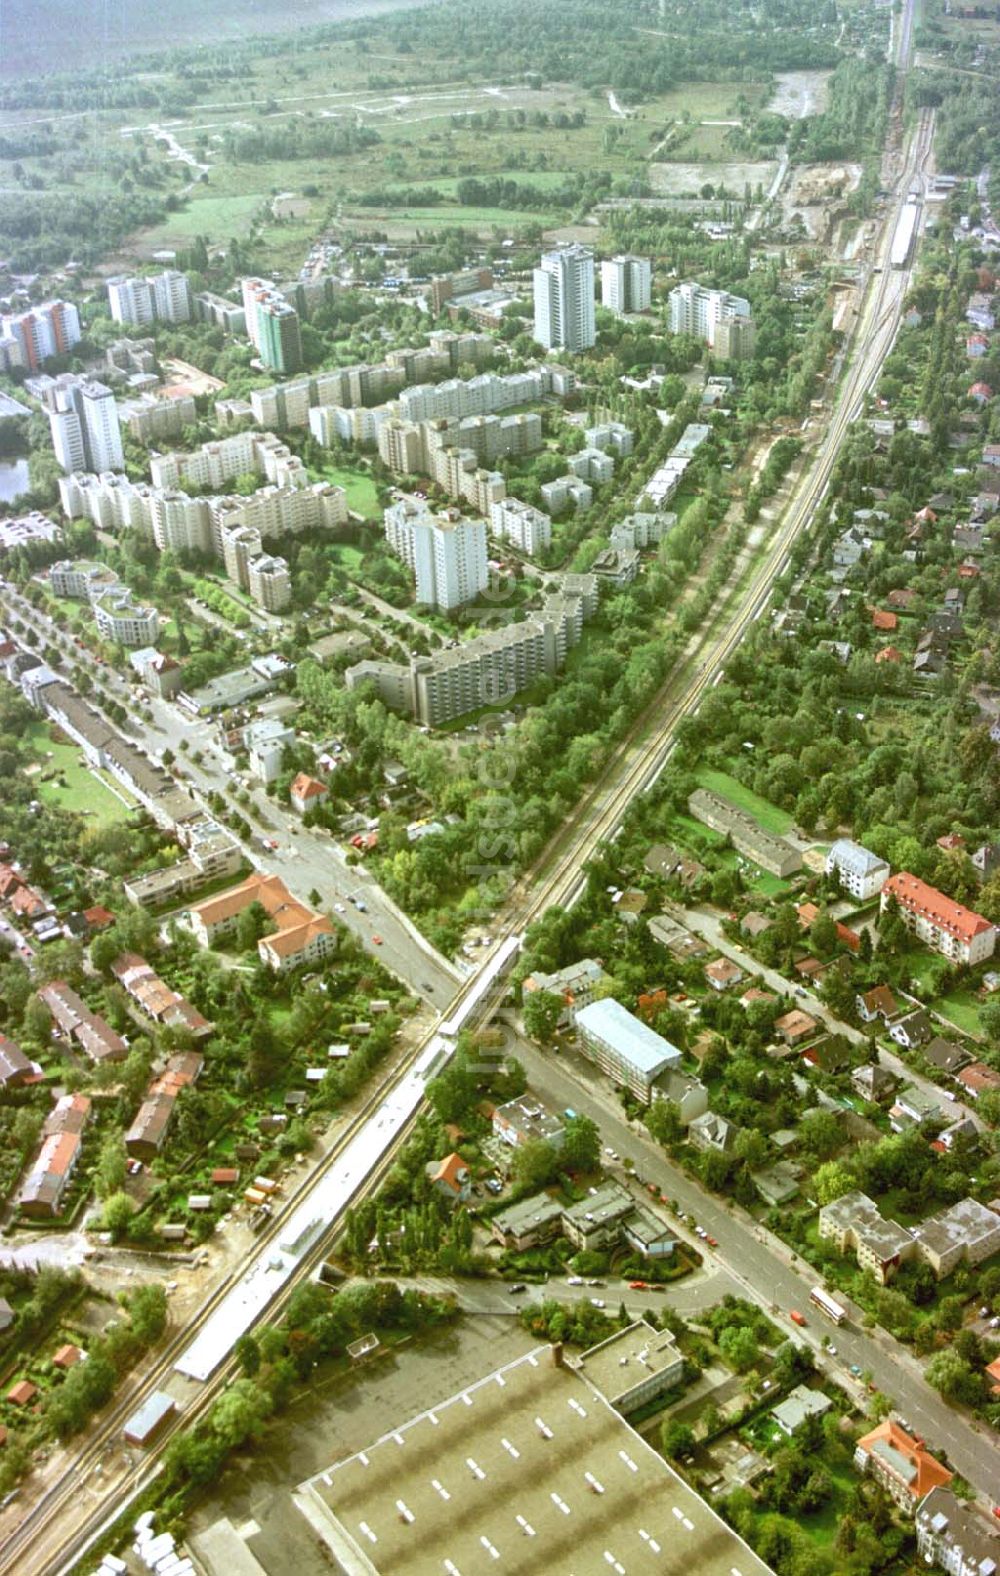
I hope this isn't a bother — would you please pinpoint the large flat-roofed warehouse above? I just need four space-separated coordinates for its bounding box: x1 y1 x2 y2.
295 1343 771 1575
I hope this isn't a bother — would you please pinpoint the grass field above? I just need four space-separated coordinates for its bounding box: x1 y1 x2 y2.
318 466 380 518
25 722 131 827
695 767 795 836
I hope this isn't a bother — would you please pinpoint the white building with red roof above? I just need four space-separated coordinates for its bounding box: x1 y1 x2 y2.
881 872 996 965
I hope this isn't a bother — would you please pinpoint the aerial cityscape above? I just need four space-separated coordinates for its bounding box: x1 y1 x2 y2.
0 0 999 1571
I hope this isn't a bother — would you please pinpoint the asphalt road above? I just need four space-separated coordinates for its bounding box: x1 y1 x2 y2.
505 1026 1000 1502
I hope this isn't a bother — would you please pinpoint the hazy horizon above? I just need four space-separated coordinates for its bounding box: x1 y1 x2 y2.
0 0 428 78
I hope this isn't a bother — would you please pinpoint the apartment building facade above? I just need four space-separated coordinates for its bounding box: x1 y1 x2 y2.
48 380 124 474
533 244 596 352
881 872 996 964
668 281 753 351
600 255 652 314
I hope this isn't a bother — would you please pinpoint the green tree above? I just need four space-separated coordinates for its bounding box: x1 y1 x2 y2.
718 1325 759 1372
125 1283 168 1346
561 1114 601 1173
661 1420 696 1459
210 1378 273 1450
813 1160 854 1204
94 1129 126 1200
513 1139 561 1192
522 988 564 1044
101 1191 134 1239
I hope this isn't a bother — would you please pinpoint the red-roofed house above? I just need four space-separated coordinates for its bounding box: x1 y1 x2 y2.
887 588 917 611
936 833 966 852
289 773 329 816
956 1061 1000 1100
967 334 989 358
0 864 23 901
10 884 50 921
872 609 898 632
82 905 115 931
969 381 993 404
881 873 996 965
426 1152 471 1204
986 1355 1000 1395
854 1420 952 1511
52 1344 82 1371
6 1381 37 1407
875 646 902 665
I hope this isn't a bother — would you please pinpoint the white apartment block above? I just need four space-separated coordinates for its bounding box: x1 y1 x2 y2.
119 392 197 445
243 718 295 785
490 496 552 557
311 403 385 448
48 380 124 474
825 838 891 901
49 559 119 602
585 421 634 457
668 281 752 349
109 270 191 327
610 511 674 551
881 873 997 966
384 500 488 611
222 523 263 590
534 244 596 353
151 490 213 555
210 481 346 553
600 255 652 314
149 430 303 492
570 447 615 484
248 554 292 612
93 587 160 648
541 474 593 513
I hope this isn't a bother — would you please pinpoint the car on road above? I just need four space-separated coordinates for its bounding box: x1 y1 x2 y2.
850 1364 862 1377
371 935 383 946
629 1280 649 1290
567 1276 584 1286
707 1235 718 1248
334 903 345 913
586 1278 605 1287
421 981 433 991
826 1344 837 1355
590 1297 606 1309
789 1309 807 1327
695 1226 708 1240
509 1283 527 1295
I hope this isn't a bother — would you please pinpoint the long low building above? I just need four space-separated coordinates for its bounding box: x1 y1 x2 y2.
688 786 802 878
294 1343 772 1576
18 1093 91 1217
38 980 127 1064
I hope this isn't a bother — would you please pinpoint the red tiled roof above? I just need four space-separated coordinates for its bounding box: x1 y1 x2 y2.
431 1152 468 1193
6 1381 37 1405
290 772 327 802
871 609 898 632
53 1344 82 1369
883 872 993 945
875 645 902 664
856 1420 952 1499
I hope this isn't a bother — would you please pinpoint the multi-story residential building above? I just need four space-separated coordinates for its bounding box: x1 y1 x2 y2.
689 787 802 878
609 511 674 552
384 500 488 611
49 558 120 602
668 281 753 350
0 300 81 372
118 391 197 445
881 872 996 964
854 1422 952 1513
107 275 155 328
826 838 891 900
112 952 211 1037
574 998 682 1104
429 267 494 313
185 872 335 972
130 646 183 700
522 957 607 1021
248 553 292 612
492 1096 565 1151
108 270 191 327
241 278 303 372
93 586 160 648
818 1190 917 1283
915 1486 1000 1575
346 575 594 725
48 380 124 474
243 718 295 785
585 421 634 457
600 255 652 314
489 496 551 556
569 447 614 484
193 291 247 336
377 416 426 475
540 474 593 513
149 430 301 491
18 1092 91 1217
221 523 264 591
37 981 127 1064
533 244 596 352
713 315 757 360
912 1197 1000 1277
578 1322 683 1415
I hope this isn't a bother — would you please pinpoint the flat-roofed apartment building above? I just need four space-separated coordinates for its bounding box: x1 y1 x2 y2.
574 997 681 1103
295 1343 772 1576
688 787 802 878
881 872 996 965
577 1320 683 1414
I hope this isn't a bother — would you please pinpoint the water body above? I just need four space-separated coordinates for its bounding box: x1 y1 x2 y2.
0 0 431 77
0 458 30 504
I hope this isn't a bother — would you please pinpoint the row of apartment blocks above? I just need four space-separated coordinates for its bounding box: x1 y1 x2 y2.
308 366 566 452
108 269 192 328
59 468 346 609
346 572 599 727
44 558 159 647
0 299 81 374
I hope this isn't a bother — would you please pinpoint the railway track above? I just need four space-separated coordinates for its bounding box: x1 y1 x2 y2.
5 68 936 1576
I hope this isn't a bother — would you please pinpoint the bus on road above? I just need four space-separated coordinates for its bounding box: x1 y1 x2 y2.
810 1286 847 1325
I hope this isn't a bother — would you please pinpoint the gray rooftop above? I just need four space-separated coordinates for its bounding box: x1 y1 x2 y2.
575 998 682 1077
